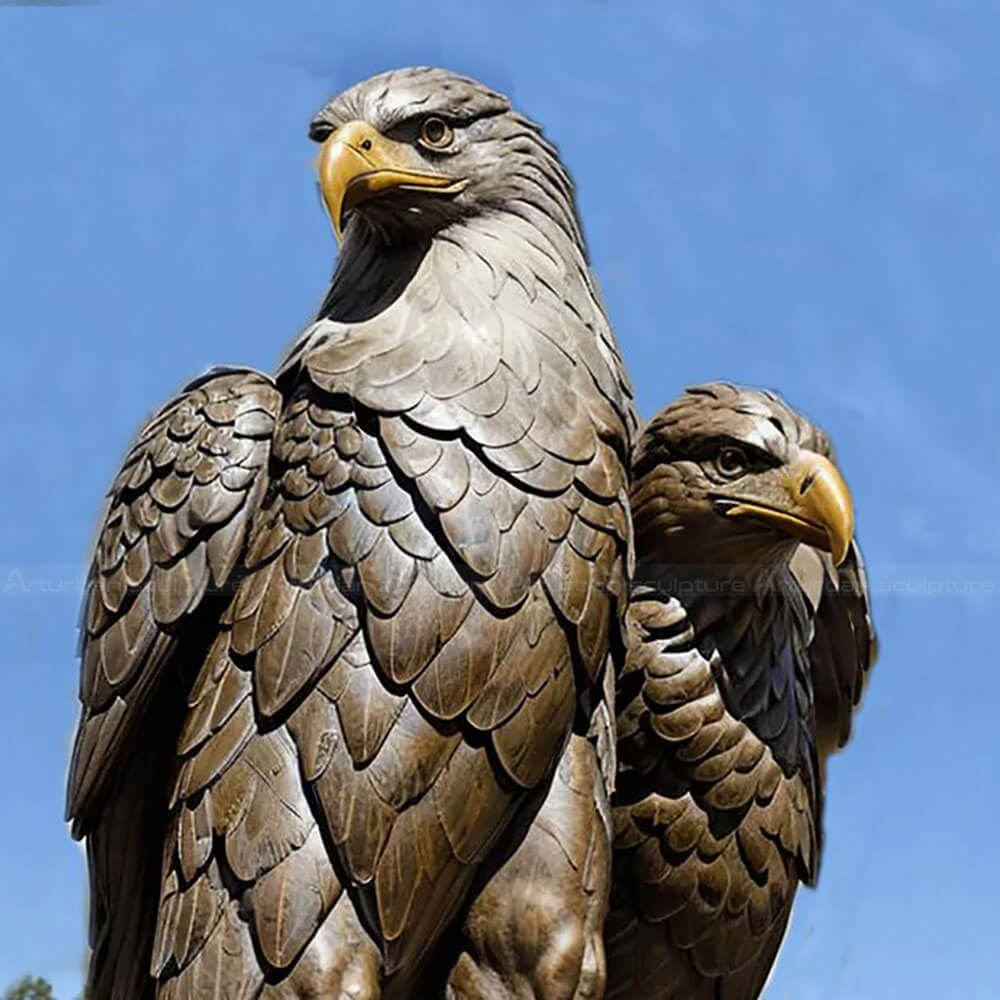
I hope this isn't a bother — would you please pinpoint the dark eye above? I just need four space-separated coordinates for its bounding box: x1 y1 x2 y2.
308 119 336 143
716 446 748 478
419 116 454 150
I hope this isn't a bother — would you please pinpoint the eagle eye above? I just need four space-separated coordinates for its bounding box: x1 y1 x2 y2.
715 446 748 478
419 116 454 151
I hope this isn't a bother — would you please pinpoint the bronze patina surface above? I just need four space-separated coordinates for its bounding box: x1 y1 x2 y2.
606 384 876 1000
67 67 636 1000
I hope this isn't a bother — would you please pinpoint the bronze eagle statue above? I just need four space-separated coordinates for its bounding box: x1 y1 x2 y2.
67 67 636 1000
605 383 876 1000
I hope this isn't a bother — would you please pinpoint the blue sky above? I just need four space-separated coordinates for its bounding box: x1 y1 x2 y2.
1 2 997 996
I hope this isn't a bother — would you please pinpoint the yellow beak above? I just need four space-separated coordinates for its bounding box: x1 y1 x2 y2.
317 120 464 242
721 451 854 564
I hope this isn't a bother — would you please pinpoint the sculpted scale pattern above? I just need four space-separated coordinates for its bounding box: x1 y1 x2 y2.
605 385 876 1000
68 67 635 1000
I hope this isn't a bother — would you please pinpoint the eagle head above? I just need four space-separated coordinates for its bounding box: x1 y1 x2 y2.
309 66 576 246
631 382 854 576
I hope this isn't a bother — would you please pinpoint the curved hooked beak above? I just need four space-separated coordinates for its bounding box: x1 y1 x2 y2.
317 120 466 242
718 451 854 564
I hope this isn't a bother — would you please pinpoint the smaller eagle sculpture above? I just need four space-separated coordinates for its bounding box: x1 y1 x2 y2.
605 383 876 1000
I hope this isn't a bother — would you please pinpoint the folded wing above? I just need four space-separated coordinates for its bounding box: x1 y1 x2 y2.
67 368 281 1000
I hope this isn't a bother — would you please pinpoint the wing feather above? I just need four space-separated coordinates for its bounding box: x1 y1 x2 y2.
70 369 280 1000
609 590 810 999
68 369 280 830
611 529 875 997
790 541 877 758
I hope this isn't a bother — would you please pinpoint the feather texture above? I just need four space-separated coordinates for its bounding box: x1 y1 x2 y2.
70 67 635 1000
607 386 876 1000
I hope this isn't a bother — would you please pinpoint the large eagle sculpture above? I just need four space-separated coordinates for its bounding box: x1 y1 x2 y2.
606 383 876 1000
67 68 635 1000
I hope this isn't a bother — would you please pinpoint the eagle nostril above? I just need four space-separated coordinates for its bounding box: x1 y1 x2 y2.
361 138 373 151
799 471 817 495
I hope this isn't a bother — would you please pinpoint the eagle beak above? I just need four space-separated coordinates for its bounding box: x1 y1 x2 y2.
317 120 465 242
720 451 854 564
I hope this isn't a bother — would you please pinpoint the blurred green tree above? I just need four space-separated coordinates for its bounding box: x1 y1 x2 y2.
3 978 54 1000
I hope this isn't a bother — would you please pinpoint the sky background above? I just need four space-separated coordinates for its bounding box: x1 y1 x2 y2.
1 1 997 997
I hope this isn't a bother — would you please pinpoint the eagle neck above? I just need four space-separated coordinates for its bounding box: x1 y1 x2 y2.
315 204 597 325
317 224 431 324
444 208 602 318
637 557 818 782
